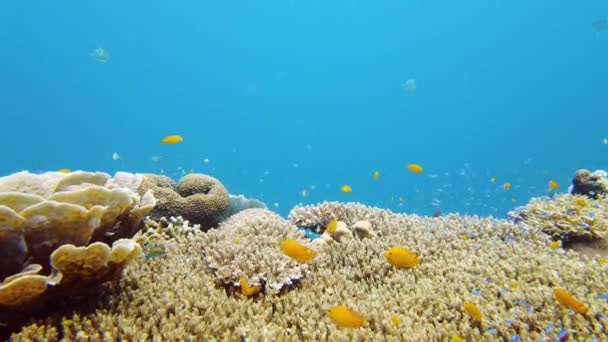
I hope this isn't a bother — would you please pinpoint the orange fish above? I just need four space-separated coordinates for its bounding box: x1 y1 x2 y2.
279 239 317 263
373 170 380 182
341 185 352 193
463 301 482 322
547 180 560 192
407 164 423 174
160 135 184 144
554 288 588 315
384 246 419 268
327 305 366 328
239 277 261 297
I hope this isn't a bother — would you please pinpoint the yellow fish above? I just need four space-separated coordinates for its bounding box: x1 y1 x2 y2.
450 335 465 342
391 314 401 328
450 334 466 342
549 240 561 249
239 277 261 297
510 280 520 288
341 185 352 193
326 218 338 233
463 301 482 322
598 257 607 265
57 168 71 174
547 180 560 192
554 288 588 315
279 239 317 263
327 305 366 328
384 246 419 268
407 164 423 174
490 176 496 184
301 189 308 197
373 170 380 182
503 182 511 190
399 197 405 203
460 234 469 241
160 135 184 144
511 198 517 203
575 197 588 207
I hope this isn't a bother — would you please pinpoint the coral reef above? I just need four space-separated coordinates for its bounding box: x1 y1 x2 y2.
9 202 608 341
137 173 229 229
570 169 608 198
205 208 314 293
508 194 608 242
0 170 152 329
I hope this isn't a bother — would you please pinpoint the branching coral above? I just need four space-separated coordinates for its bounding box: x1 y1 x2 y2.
9 202 608 341
508 194 608 242
204 208 314 293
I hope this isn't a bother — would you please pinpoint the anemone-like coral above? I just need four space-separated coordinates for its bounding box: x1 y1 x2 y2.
0 170 153 317
138 173 229 229
9 202 608 341
570 169 608 198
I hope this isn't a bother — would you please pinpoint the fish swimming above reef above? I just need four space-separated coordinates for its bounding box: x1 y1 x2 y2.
592 18 607 33
327 305 367 328
384 246 419 268
279 238 317 263
161 135 184 144
90 47 110 63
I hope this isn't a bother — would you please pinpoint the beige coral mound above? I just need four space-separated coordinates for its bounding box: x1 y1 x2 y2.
10 202 608 341
205 208 313 293
508 194 608 241
0 170 153 313
138 173 229 229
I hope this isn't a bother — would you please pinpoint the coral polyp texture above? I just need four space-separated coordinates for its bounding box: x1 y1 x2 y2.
0 170 154 316
137 173 229 229
508 194 608 242
9 203 608 341
205 208 313 293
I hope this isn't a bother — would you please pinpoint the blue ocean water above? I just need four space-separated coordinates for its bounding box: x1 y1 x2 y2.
1 1 606 218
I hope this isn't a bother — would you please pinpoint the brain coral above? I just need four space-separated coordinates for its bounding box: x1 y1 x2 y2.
0 170 153 318
9 202 608 341
138 173 229 229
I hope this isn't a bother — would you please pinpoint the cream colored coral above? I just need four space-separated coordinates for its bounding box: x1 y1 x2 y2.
204 208 313 293
508 194 608 241
0 170 154 310
10 202 608 341
352 220 376 239
50 239 142 283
